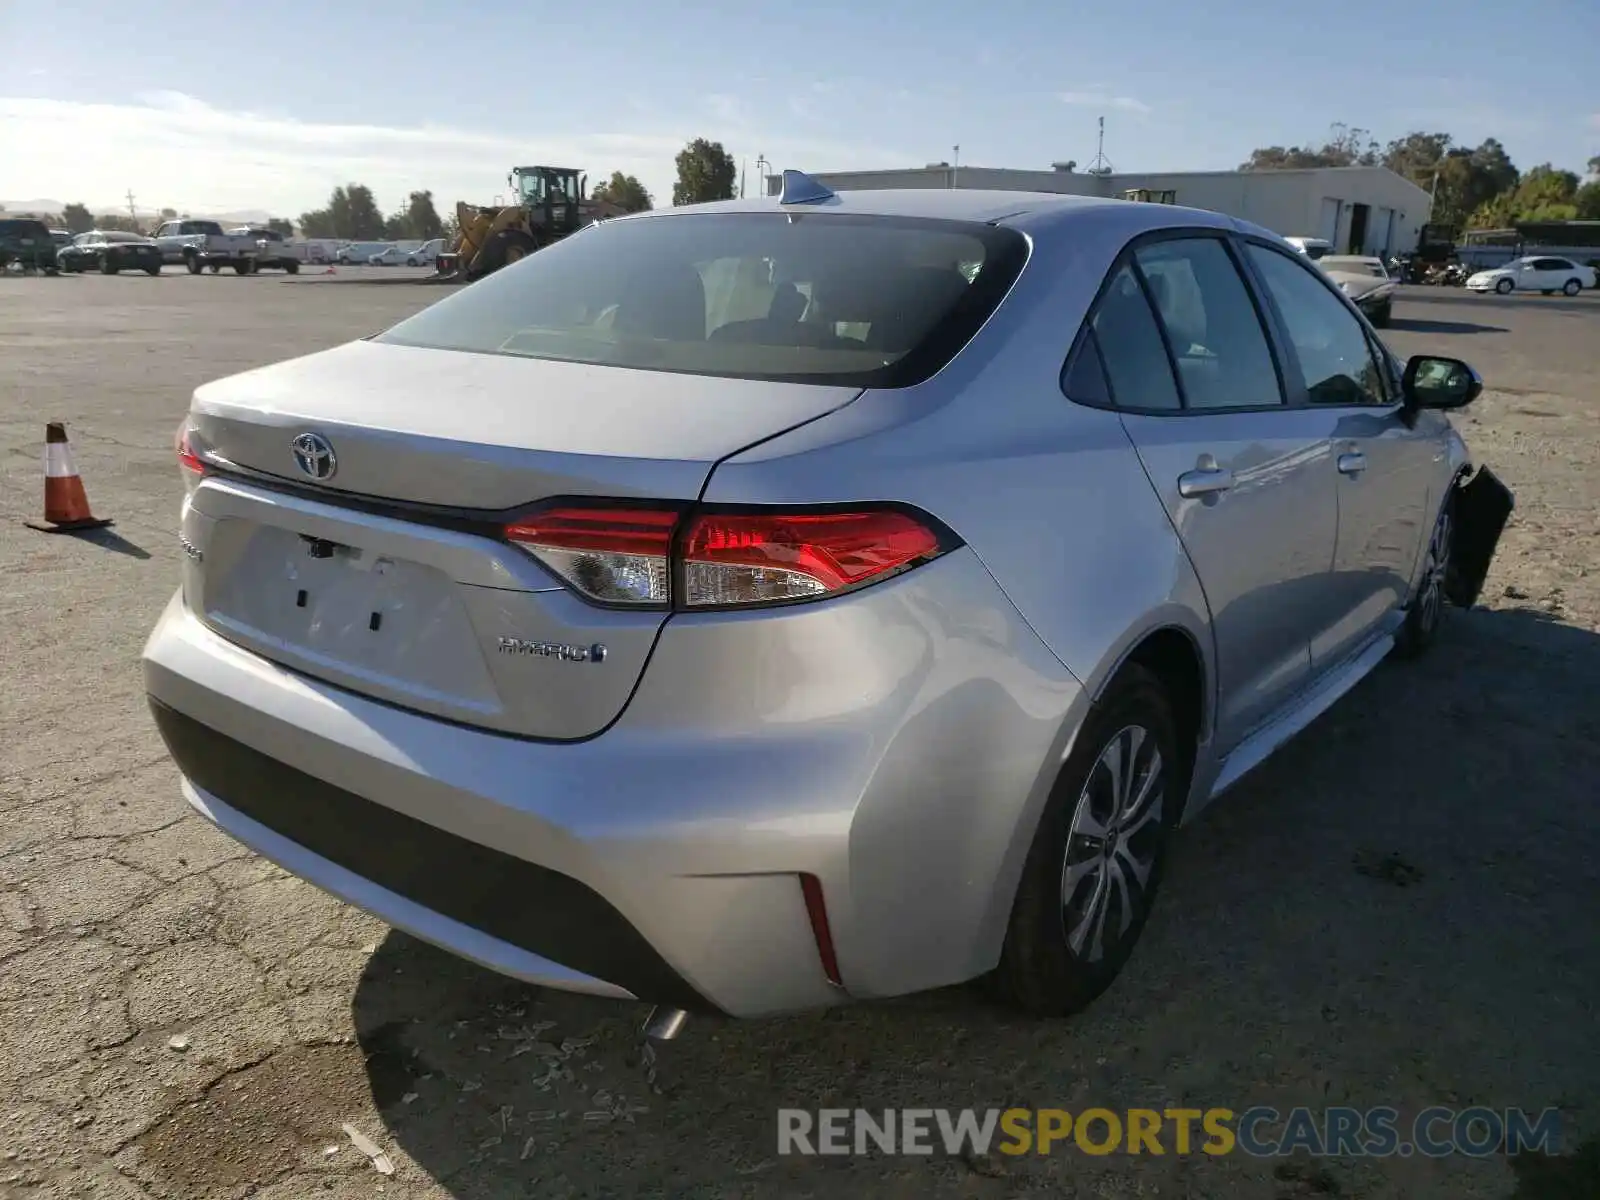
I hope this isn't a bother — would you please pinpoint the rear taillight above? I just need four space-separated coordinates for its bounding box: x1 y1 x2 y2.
504 507 677 605
504 503 952 609
175 422 204 476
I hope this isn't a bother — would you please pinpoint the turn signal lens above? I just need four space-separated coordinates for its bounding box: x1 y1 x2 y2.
176 423 204 477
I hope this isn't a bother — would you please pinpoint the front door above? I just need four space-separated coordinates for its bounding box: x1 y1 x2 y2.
1242 241 1435 669
1089 237 1340 752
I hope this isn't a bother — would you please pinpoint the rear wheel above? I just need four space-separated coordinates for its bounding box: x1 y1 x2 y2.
144 263 161 276
996 664 1183 1016
1370 301 1392 328
233 259 251 275
185 254 202 275
1494 277 1513 295
1562 278 1581 297
100 256 118 275
285 260 299 275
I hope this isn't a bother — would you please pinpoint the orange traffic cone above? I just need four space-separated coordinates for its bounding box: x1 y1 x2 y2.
25 422 113 533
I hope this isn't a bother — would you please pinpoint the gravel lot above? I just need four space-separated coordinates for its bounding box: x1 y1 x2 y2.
1 272 1597 1199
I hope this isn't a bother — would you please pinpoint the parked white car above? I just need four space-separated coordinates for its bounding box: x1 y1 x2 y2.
367 245 406 266
151 219 263 274
406 238 445 267
1467 256 1596 296
336 242 393 266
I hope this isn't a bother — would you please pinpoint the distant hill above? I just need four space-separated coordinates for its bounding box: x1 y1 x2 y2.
1 200 278 226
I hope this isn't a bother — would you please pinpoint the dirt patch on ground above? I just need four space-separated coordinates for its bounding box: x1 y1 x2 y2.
132 1045 372 1192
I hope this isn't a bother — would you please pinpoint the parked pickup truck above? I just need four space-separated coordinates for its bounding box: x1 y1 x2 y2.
150 219 262 274
226 227 302 274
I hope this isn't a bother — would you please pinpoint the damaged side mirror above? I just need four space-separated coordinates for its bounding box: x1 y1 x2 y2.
1403 355 1482 410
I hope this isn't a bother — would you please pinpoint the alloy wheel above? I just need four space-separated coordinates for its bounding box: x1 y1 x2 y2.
1417 504 1453 635
1060 724 1166 963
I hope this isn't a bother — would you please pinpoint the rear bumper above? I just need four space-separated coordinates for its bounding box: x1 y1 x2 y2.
142 552 1084 1017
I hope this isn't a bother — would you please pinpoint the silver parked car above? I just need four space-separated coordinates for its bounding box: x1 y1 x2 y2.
145 174 1513 1027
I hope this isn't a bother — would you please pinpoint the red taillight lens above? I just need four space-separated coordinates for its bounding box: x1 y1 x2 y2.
681 509 943 607
175 423 204 476
504 503 950 609
504 506 679 605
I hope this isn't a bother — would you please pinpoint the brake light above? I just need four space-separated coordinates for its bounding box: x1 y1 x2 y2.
503 503 951 609
680 509 943 607
175 422 204 476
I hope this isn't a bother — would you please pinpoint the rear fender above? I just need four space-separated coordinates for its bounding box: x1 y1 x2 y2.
1445 465 1515 609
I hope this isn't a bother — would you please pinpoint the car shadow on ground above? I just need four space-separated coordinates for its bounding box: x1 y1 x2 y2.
1388 317 1509 336
348 605 1599 1198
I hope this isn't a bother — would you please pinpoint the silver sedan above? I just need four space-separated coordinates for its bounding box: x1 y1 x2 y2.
144 175 1512 1029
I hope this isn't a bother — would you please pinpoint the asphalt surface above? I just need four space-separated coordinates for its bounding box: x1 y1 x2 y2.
1 273 1597 1199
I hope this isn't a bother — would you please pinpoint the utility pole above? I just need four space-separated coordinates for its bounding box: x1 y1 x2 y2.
740 159 747 199
952 145 960 189
755 155 770 197
125 189 138 221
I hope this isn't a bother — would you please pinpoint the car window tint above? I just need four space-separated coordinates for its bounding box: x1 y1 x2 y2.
1088 264 1182 411
1246 243 1388 407
1061 328 1112 407
1133 238 1283 410
376 213 1027 388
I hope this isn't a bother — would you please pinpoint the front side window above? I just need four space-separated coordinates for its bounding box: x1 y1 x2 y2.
1245 243 1389 407
1133 237 1283 411
375 213 1027 387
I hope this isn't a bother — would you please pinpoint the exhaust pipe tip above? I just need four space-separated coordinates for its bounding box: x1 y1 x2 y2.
642 1006 690 1042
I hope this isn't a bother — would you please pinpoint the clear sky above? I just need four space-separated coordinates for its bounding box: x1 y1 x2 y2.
4 0 1597 219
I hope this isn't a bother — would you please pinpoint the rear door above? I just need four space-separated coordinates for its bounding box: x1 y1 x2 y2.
1084 233 1340 752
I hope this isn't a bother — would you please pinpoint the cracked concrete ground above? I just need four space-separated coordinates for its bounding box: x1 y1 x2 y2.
2 274 1597 1199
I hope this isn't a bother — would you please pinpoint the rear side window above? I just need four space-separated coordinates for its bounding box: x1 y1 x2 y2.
1133 238 1283 410
1085 264 1182 411
0 219 48 238
375 213 1028 387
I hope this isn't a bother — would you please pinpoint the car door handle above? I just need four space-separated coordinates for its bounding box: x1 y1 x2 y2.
1177 468 1234 498
1337 452 1367 476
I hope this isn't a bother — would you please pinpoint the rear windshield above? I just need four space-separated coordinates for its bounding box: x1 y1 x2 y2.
102 232 146 243
374 212 1029 387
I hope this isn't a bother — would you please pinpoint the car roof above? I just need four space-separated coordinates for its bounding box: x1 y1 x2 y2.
619 186 1245 241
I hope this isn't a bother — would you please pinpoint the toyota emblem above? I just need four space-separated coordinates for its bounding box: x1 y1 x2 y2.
291 432 337 481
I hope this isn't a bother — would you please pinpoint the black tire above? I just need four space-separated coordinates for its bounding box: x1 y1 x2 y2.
185 254 202 275
995 663 1185 1016
470 229 538 279
100 256 118 275
210 263 221 273
1494 278 1513 295
233 260 250 275
1371 301 1392 328
1562 279 1581 297
1393 490 1454 660
285 260 299 275
144 264 161 276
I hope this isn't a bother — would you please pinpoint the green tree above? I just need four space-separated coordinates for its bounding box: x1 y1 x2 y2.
160 207 178 220
298 207 335 238
60 202 94 233
382 212 410 240
1588 155 1600 178
673 139 737 205
300 185 386 239
404 190 444 239
1240 123 1379 170
265 218 295 237
591 171 653 213
1575 181 1600 220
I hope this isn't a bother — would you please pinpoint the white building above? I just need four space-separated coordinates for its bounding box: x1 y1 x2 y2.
773 163 1433 256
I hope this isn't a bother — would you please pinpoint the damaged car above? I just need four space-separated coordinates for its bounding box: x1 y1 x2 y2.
1317 254 1399 327
143 177 1513 1034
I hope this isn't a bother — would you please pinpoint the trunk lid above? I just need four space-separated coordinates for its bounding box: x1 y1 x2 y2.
183 338 861 739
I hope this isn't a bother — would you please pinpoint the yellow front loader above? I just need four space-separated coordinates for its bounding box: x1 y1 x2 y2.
436 165 626 281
